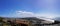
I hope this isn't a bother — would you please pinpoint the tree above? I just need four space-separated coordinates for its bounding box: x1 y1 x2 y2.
0 17 4 22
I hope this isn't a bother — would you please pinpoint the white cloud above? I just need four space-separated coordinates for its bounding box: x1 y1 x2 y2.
15 10 59 19
16 11 35 17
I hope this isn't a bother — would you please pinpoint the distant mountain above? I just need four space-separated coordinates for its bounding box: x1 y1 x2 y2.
52 17 60 21
20 17 45 21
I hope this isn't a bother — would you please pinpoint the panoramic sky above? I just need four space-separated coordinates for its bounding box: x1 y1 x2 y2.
0 0 60 18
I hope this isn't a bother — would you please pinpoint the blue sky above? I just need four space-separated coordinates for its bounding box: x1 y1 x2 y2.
0 0 60 18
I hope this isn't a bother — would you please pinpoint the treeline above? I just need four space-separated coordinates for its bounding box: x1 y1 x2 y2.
0 17 11 26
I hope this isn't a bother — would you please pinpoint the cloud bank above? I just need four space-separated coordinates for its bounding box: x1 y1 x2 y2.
14 10 60 19
16 11 35 17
